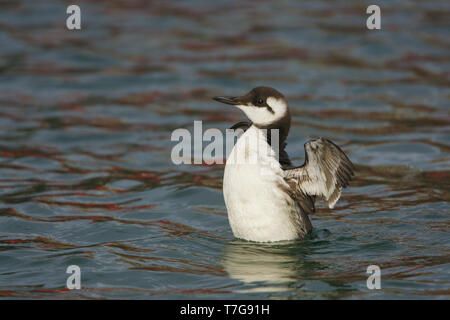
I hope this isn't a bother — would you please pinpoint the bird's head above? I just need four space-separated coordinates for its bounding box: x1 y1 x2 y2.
213 86 290 128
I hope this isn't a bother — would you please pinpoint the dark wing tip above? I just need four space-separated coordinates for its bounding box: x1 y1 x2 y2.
312 137 355 186
322 137 355 169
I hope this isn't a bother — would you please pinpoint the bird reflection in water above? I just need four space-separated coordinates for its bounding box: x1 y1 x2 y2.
220 239 324 293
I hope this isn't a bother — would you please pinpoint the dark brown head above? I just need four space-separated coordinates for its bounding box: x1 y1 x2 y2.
213 86 291 141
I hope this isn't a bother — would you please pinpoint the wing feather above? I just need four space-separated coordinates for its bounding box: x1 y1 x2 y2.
284 138 354 209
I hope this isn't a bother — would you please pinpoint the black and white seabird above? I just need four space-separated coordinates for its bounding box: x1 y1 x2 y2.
213 86 354 242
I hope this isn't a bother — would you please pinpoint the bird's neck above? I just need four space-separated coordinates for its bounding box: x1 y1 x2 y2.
254 111 291 147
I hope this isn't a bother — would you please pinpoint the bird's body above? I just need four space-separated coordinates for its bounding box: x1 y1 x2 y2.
213 87 354 242
223 125 312 242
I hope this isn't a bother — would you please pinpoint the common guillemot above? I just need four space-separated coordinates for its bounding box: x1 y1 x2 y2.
213 86 354 242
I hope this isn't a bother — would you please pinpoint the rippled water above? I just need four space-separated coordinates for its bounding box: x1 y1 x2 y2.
0 0 449 299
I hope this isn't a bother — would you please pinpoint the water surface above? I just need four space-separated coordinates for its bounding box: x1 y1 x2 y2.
0 0 449 299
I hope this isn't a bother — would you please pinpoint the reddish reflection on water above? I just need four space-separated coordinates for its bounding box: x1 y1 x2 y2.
0 0 448 299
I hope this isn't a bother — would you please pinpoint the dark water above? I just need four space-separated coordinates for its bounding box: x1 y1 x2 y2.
0 0 449 299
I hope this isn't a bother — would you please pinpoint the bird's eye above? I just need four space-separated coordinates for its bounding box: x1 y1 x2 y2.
257 99 264 105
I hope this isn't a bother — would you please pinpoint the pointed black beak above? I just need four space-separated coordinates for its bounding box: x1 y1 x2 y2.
212 96 241 105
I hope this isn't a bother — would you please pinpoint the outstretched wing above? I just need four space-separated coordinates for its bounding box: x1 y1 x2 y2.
283 138 354 209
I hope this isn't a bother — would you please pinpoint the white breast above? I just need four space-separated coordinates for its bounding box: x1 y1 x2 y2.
223 126 305 242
